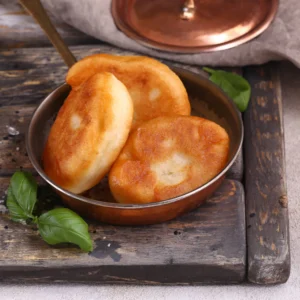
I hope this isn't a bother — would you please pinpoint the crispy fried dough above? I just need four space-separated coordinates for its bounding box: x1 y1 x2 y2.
66 54 190 128
43 72 133 194
109 116 229 204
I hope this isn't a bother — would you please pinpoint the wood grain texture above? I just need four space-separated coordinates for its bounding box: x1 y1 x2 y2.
244 63 290 284
0 178 246 284
0 0 98 48
0 105 34 176
0 45 243 181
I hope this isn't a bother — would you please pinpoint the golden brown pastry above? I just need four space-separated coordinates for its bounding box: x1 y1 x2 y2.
109 116 229 204
66 54 190 129
43 72 133 194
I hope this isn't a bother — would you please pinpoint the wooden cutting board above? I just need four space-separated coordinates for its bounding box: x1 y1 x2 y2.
0 45 289 284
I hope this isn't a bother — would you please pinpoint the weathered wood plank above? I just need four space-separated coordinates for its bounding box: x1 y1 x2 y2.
0 105 34 176
244 63 290 284
0 0 98 48
0 178 246 284
0 45 243 106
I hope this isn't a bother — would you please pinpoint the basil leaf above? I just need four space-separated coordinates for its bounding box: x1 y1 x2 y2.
203 67 251 112
6 171 93 252
6 186 29 222
8 171 37 219
38 208 93 252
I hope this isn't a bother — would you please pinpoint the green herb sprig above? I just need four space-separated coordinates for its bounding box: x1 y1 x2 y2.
203 67 251 112
6 171 93 252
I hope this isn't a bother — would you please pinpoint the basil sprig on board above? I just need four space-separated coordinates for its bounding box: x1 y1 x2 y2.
6 171 93 252
203 67 251 112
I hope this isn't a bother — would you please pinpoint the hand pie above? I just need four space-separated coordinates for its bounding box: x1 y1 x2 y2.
109 116 229 204
43 72 133 194
66 54 190 129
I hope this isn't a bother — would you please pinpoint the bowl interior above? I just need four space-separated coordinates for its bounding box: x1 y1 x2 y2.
27 67 243 206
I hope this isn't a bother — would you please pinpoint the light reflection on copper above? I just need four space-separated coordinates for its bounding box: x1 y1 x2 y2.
112 0 278 53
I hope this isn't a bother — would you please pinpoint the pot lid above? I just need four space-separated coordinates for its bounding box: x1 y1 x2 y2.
111 0 279 53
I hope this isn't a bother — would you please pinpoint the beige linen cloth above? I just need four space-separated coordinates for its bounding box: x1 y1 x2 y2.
41 0 300 67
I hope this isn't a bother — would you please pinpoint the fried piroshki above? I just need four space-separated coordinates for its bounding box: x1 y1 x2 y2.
43 72 133 194
109 116 230 204
66 54 191 129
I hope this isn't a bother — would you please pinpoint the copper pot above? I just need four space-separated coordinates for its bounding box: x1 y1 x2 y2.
26 67 243 225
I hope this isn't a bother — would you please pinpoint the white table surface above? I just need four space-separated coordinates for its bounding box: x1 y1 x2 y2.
1 61 299 300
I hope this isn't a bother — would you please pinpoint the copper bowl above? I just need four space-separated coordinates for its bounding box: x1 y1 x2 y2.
26 67 243 225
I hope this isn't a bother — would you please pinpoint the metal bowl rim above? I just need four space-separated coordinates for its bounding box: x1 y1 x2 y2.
26 67 244 210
